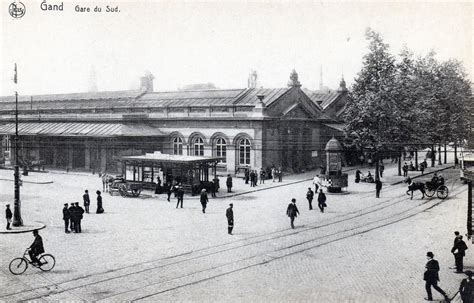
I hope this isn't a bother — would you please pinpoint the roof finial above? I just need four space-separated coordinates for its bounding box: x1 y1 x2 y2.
338 75 347 92
288 69 301 88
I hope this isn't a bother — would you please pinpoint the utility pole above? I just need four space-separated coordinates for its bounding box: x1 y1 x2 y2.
12 63 23 226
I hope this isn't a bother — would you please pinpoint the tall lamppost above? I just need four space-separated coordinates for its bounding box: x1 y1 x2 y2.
12 63 23 226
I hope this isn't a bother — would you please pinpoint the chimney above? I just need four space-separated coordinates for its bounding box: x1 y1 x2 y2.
140 72 155 92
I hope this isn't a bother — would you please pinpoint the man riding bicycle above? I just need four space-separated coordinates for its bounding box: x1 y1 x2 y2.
28 230 44 265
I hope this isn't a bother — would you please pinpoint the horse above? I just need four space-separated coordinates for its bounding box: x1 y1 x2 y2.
100 172 115 193
404 177 425 200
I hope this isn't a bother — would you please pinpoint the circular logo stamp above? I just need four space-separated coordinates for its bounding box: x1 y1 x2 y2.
9 2 26 18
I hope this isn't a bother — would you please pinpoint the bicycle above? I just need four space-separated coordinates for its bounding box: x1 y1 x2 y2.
9 249 55 275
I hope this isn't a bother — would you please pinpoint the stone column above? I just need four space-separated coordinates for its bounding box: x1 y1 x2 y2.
84 143 90 170
226 144 236 175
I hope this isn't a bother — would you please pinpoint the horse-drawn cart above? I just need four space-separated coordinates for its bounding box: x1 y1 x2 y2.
405 176 449 200
108 177 143 197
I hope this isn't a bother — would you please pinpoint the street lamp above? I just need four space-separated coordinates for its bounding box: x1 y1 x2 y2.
12 63 22 226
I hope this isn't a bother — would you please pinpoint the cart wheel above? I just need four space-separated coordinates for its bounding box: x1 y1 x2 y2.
437 186 449 200
425 187 435 197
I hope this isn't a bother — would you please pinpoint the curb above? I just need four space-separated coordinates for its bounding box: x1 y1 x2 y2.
0 222 46 234
0 178 53 185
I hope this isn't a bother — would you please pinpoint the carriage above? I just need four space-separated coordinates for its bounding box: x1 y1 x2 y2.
424 179 449 199
405 176 449 200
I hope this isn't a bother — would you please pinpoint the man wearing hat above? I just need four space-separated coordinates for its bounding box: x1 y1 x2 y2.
451 235 468 273
459 270 474 303
83 189 90 214
68 203 77 232
200 189 208 213
226 203 234 235
286 198 299 229
62 203 70 233
423 251 450 301
5 204 12 230
75 202 84 233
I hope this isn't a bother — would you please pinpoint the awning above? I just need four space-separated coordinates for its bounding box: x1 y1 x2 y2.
0 122 167 137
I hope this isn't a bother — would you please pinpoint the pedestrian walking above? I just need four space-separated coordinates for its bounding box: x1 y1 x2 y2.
313 175 320 193
200 189 209 213
459 270 474 303
68 203 77 232
306 187 314 210
5 204 12 230
226 174 233 193
380 163 385 178
375 179 382 198
286 198 299 229
420 161 426 174
317 189 327 213
403 162 408 177
451 235 468 273
176 185 184 208
226 203 234 235
423 251 450 301
271 167 276 182
96 190 104 214
278 167 283 182
62 203 70 233
75 202 84 233
260 168 265 184
83 190 90 214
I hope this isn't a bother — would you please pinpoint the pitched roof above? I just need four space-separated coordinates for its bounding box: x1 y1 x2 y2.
303 89 342 109
0 122 166 137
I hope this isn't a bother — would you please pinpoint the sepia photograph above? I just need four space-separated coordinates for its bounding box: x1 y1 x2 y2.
0 0 473 301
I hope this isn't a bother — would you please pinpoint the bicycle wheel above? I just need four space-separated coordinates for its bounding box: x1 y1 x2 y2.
38 254 55 272
9 257 28 275
437 186 449 200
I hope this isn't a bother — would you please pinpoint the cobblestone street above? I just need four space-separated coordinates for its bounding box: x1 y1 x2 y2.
0 162 471 302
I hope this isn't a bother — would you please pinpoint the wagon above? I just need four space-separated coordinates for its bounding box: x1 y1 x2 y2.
108 177 142 197
424 179 449 200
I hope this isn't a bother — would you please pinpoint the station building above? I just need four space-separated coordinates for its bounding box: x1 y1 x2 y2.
0 71 349 175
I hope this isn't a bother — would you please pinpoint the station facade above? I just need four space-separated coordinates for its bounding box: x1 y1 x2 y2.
0 71 348 175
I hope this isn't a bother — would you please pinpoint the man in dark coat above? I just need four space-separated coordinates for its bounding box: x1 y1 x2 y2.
355 170 361 183
5 204 12 230
249 170 256 187
226 174 233 193
166 182 172 202
317 189 327 213
306 188 314 210
96 190 104 214
424 251 450 301
375 180 382 198
286 198 299 229
451 235 468 273
459 270 474 303
451 231 462 268
244 169 249 184
403 163 408 177
379 163 385 177
213 176 220 193
62 203 70 233
200 189 209 213
28 230 45 265
176 185 184 208
226 203 234 235
75 202 84 233
68 203 77 232
83 190 90 214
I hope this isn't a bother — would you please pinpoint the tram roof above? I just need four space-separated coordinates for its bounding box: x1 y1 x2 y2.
121 152 223 164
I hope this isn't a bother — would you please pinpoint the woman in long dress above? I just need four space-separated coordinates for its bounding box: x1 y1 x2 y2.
96 190 104 214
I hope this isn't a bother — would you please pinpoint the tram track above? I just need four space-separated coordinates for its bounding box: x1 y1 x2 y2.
2 181 466 302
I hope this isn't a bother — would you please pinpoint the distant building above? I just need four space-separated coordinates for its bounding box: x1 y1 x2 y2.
0 71 349 175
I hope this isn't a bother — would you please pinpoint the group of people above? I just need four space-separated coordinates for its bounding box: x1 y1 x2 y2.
423 231 472 302
244 167 283 186
305 188 327 213
61 189 104 234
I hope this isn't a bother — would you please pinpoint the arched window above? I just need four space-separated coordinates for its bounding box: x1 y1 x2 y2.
173 137 183 155
193 137 204 156
238 138 251 165
215 138 227 163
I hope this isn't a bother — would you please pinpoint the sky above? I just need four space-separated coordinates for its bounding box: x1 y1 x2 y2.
0 0 472 96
